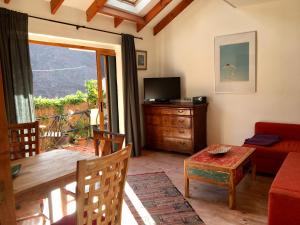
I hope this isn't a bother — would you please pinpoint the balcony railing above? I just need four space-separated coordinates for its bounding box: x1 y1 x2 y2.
37 109 92 151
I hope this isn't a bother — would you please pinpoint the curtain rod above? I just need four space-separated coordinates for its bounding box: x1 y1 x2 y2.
28 15 143 40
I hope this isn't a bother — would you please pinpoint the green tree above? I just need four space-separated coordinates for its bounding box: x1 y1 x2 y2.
85 80 98 107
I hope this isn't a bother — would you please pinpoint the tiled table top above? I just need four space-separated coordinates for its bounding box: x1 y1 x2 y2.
187 144 255 169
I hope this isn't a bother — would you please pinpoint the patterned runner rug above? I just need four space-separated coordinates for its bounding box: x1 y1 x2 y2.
124 172 205 225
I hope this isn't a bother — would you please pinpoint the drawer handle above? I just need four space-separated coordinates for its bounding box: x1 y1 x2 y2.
180 142 186 145
178 120 184 123
179 130 185 134
178 110 184 113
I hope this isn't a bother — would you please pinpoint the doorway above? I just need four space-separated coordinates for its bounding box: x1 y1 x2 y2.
29 40 118 151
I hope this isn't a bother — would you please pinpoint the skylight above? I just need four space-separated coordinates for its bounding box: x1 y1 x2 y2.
119 0 139 6
107 0 159 16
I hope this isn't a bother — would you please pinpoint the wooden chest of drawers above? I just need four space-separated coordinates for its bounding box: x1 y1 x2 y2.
143 103 208 154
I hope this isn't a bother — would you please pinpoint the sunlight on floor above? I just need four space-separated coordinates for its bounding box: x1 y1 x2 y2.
44 182 156 225
124 182 156 225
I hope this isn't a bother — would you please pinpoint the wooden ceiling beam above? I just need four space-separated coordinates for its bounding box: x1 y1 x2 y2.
153 0 194 36
222 0 237 8
87 0 108 22
50 0 64 14
137 0 172 33
114 17 123 28
99 6 146 25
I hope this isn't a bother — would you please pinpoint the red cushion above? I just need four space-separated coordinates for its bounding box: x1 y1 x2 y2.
255 122 300 140
244 140 300 174
52 213 75 225
271 152 300 191
268 152 300 225
51 213 99 225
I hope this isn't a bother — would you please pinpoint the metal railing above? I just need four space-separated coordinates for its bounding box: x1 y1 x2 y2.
37 110 92 151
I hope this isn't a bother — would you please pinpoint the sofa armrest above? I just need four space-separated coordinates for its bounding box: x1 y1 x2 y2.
269 188 300 225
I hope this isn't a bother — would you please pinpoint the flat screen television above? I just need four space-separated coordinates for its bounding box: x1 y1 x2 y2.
144 77 181 102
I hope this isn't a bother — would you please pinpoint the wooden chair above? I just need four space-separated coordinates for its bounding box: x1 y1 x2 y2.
93 129 125 157
8 121 39 160
8 121 48 224
52 144 132 225
60 129 126 215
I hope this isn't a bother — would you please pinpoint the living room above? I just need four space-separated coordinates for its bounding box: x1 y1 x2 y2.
0 0 299 225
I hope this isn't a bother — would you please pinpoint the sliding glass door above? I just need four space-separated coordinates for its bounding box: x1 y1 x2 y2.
97 53 119 132
29 41 117 150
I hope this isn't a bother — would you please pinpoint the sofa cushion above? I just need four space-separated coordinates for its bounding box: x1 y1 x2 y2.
244 140 300 174
271 152 300 191
245 140 300 160
244 134 280 146
268 152 300 225
255 122 300 140
52 213 100 225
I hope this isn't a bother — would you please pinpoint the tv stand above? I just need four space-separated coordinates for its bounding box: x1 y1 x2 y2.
143 102 208 154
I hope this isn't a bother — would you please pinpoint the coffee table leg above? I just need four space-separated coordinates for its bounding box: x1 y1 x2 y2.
184 162 190 198
229 185 236 209
229 171 236 209
184 174 190 198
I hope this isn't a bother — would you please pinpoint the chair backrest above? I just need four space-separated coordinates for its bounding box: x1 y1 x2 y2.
76 144 132 225
93 129 125 157
8 121 39 160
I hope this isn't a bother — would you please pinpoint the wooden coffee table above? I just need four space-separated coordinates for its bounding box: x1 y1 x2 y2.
184 144 256 209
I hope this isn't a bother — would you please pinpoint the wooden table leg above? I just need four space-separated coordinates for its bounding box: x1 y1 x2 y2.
48 192 54 223
185 176 190 198
61 188 68 217
184 164 190 198
229 171 236 209
229 185 236 209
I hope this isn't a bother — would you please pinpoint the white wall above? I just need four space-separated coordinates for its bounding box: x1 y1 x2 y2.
155 0 300 145
0 0 158 134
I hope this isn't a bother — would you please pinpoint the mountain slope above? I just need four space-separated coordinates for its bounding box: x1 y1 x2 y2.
30 43 98 98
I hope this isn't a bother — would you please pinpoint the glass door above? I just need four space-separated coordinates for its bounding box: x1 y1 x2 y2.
96 51 118 132
29 40 116 150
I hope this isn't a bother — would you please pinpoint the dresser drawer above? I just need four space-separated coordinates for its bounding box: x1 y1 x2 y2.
145 125 162 138
163 137 193 152
143 103 207 154
162 116 191 128
162 128 192 139
161 108 191 116
145 107 191 116
145 115 161 126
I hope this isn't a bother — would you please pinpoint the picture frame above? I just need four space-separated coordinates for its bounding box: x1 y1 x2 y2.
214 31 257 93
136 50 147 70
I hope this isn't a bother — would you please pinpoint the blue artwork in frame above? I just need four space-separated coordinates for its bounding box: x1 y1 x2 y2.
220 42 249 82
215 31 256 93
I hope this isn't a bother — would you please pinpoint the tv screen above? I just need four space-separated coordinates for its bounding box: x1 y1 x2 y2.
144 77 181 101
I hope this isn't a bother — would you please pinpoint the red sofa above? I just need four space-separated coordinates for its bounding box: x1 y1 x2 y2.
243 122 300 175
268 152 300 225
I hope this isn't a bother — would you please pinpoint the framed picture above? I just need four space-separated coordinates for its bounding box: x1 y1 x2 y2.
136 50 147 70
214 31 257 93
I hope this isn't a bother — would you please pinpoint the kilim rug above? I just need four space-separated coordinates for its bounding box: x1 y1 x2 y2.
124 172 205 225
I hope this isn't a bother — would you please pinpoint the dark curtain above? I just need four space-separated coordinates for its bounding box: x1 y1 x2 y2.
122 34 141 157
107 56 119 133
0 8 35 124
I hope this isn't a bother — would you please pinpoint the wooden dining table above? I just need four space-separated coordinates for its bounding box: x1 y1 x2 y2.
11 149 95 204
